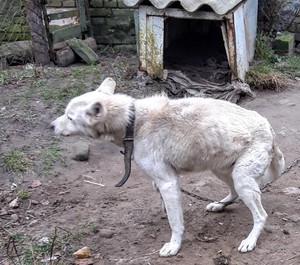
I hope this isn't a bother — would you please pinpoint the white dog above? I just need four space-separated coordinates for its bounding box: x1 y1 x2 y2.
51 77 285 257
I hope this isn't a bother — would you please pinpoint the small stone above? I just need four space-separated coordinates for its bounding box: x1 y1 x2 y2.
282 187 300 195
264 225 276 233
38 237 51 246
31 199 39 205
71 142 90 161
11 213 20 222
28 220 38 227
73 246 91 259
9 197 19 208
273 211 286 218
287 102 296 107
283 229 290 235
30 179 42 188
0 207 9 215
41 200 50 206
99 229 114 239
67 39 99 65
288 214 300 223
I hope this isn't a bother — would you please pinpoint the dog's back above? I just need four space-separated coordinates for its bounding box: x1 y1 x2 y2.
134 96 281 176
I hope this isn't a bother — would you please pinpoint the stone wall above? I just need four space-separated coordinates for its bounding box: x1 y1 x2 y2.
0 0 30 43
90 0 136 45
47 0 136 45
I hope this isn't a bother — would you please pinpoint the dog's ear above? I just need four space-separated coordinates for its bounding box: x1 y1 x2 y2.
87 102 104 117
96 77 116 94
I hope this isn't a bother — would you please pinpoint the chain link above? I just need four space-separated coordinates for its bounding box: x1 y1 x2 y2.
282 156 300 175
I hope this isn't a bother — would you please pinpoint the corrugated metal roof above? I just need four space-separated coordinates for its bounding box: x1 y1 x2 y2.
122 0 245 14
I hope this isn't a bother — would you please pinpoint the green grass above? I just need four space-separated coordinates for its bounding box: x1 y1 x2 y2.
18 188 31 199
276 55 300 78
10 232 25 241
23 243 51 265
255 35 278 64
37 146 65 171
90 226 99 234
246 34 299 91
40 81 87 101
2 149 32 173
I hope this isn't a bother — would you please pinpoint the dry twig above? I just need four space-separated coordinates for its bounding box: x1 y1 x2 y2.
83 180 105 187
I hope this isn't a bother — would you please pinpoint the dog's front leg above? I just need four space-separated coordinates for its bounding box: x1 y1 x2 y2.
155 179 184 257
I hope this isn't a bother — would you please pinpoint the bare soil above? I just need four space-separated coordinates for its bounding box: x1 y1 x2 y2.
0 51 300 265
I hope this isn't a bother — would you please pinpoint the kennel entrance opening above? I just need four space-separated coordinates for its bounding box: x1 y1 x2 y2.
131 1 258 81
164 17 230 83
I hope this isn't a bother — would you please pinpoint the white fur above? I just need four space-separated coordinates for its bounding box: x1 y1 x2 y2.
51 77 285 257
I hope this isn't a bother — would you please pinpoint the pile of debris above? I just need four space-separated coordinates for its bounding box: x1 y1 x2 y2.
164 70 255 103
54 37 99 67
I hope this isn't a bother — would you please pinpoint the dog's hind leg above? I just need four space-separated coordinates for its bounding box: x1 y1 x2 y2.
206 169 238 212
231 147 270 253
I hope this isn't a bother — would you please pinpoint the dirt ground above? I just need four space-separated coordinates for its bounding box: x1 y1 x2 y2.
0 51 300 265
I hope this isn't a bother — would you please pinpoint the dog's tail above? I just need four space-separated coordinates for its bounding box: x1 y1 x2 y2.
261 142 285 186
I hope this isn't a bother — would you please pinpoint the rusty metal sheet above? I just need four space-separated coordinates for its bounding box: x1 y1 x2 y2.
123 0 245 15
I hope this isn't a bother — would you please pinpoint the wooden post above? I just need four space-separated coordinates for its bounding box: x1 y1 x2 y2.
25 0 50 65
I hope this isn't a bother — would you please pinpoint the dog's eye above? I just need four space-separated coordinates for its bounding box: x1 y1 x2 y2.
68 116 73 121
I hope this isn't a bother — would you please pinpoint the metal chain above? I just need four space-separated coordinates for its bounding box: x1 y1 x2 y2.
282 156 300 175
183 156 300 201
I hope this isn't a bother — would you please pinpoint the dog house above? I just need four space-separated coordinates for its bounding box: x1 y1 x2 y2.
122 0 258 82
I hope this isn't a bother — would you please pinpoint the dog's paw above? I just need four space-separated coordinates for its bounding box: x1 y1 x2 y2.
206 202 226 212
238 238 256 253
159 242 181 257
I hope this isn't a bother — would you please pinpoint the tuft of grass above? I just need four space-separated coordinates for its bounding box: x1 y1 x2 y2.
90 226 99 234
37 146 65 171
276 55 300 78
10 232 25 241
255 35 278 63
18 188 31 199
23 243 51 264
2 149 32 173
246 34 298 91
40 82 87 101
246 66 286 92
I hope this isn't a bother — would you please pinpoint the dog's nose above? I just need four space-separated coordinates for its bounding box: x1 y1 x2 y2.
50 124 55 131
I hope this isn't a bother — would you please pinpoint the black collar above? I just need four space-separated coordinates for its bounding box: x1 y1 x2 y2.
115 103 135 187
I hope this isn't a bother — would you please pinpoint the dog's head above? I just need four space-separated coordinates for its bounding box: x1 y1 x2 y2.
51 77 116 138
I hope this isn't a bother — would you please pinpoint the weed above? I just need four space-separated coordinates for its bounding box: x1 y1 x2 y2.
90 226 99 234
10 232 25 241
2 149 31 173
31 79 45 90
0 69 35 86
23 243 51 265
255 35 278 63
276 56 300 78
18 188 31 199
246 35 298 91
